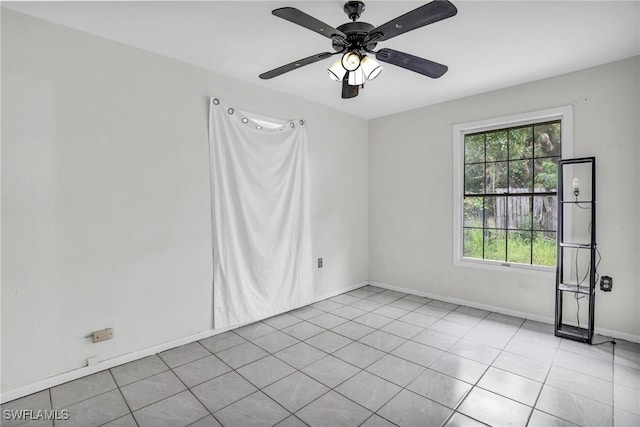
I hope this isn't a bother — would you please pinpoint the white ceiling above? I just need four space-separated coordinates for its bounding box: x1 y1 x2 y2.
4 1 639 119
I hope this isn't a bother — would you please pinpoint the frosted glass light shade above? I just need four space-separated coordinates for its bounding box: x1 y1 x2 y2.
361 56 383 80
348 68 365 86
342 51 361 71
327 60 347 81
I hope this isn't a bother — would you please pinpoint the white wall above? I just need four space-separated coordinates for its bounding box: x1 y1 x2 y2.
369 56 640 340
1 9 369 394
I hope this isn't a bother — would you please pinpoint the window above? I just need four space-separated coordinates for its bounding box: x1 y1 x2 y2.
453 107 573 272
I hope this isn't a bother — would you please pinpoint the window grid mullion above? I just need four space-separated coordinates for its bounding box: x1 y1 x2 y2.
529 124 534 264
505 129 510 262
482 132 487 260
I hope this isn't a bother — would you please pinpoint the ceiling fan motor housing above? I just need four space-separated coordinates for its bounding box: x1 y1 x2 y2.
333 21 377 52
344 1 366 21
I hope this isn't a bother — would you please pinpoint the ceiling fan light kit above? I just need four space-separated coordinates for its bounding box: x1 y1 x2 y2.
327 51 382 86
259 0 458 99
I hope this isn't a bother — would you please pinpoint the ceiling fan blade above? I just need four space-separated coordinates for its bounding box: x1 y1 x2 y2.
376 48 448 78
341 75 359 99
272 7 347 41
367 0 457 42
259 52 334 80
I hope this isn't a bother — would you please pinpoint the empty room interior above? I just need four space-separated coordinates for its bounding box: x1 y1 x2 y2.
1 1 640 426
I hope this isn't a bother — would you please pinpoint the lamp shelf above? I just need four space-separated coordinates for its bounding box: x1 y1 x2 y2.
559 242 594 249
558 283 593 295
560 200 595 205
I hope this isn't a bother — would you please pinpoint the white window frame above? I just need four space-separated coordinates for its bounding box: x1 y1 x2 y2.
452 106 573 275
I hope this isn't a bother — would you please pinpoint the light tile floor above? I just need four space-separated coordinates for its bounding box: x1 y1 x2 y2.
3 285 639 427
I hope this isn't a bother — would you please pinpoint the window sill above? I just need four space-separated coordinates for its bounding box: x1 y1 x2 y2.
454 257 556 277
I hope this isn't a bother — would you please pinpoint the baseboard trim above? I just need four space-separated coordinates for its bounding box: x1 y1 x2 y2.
311 281 369 304
592 326 640 344
368 281 640 344
0 281 368 404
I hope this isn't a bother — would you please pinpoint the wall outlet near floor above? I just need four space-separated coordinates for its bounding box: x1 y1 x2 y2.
92 328 114 343
87 356 99 366
600 276 613 292
318 258 323 268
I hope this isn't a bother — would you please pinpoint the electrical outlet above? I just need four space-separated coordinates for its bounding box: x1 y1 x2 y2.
87 356 99 366
318 258 323 268
600 276 612 292
92 328 114 343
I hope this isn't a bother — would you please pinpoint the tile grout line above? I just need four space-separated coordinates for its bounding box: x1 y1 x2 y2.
175 334 308 425
611 341 617 427
527 347 561 426
105 369 139 427
113 349 217 424
468 316 534 426
47 387 53 427
196 327 325 421
159 354 229 427
46 374 126 425
511 318 549 427
168 364 224 427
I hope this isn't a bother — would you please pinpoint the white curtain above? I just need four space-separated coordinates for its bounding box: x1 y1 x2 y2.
208 97 313 329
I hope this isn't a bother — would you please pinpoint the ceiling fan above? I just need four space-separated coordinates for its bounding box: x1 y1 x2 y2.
259 0 458 99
